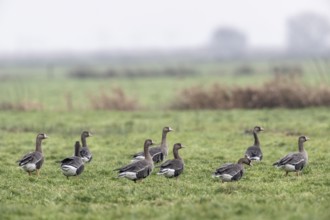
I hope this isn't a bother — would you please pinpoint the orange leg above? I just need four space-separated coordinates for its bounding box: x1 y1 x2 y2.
36 169 40 176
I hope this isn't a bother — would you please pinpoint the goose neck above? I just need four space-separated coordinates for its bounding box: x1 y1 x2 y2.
160 131 167 149
74 143 80 157
81 135 87 148
35 137 43 153
253 131 260 146
173 148 182 160
144 144 152 161
298 140 305 153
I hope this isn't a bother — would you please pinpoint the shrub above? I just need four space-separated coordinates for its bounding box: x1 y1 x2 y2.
89 87 139 111
172 74 330 109
0 101 43 111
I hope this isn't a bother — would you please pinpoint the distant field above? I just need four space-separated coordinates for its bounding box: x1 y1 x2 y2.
0 109 329 219
0 59 329 111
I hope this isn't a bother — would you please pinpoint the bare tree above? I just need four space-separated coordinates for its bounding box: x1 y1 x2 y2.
287 12 330 55
209 27 247 58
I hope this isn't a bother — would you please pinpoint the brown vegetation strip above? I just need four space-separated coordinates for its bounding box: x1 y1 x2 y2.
171 75 330 109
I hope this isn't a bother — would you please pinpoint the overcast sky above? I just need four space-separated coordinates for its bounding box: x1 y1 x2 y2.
0 0 329 54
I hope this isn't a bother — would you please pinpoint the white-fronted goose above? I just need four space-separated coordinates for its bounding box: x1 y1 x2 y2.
244 126 264 161
17 133 48 176
157 143 184 179
273 136 309 176
132 127 173 163
59 141 85 179
115 139 154 183
80 131 93 163
213 158 251 182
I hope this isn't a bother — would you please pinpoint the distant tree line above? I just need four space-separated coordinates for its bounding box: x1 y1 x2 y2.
68 66 197 79
209 12 330 58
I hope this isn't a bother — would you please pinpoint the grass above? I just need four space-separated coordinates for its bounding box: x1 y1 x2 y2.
0 58 329 219
1 109 330 220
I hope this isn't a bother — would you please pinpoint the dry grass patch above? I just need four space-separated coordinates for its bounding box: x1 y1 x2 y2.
89 87 139 111
0 101 43 111
172 74 330 109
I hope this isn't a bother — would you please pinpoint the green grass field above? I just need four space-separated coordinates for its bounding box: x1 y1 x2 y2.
1 109 330 220
1 60 330 219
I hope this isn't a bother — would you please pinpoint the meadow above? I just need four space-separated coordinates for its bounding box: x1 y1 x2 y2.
0 59 330 220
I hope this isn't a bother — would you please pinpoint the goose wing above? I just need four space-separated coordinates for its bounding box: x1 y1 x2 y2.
80 147 91 157
215 163 242 176
245 146 262 159
160 159 183 171
17 151 42 166
132 146 161 157
149 147 164 163
273 152 305 167
80 147 92 162
115 160 153 180
115 160 150 173
60 156 83 168
132 146 164 163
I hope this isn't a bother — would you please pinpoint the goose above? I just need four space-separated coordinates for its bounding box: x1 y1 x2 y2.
132 127 173 163
115 139 154 182
273 136 309 176
244 126 264 161
80 131 93 163
58 141 85 179
157 143 184 179
17 133 48 176
212 158 252 182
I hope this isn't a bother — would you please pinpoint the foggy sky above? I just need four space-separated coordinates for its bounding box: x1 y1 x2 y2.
0 0 329 54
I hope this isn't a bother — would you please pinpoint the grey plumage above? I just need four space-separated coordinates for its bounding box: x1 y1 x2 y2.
17 133 48 176
132 127 173 163
213 158 251 182
80 131 93 163
157 143 184 178
273 136 309 176
115 139 155 182
244 126 264 161
59 141 85 179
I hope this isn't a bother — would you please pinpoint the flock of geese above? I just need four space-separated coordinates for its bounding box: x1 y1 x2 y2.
16 126 309 183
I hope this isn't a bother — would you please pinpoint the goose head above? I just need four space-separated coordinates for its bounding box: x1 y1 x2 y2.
238 157 252 166
253 126 264 133
144 139 155 148
299 136 309 143
81 131 92 138
163 127 174 133
173 143 184 150
37 133 48 140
